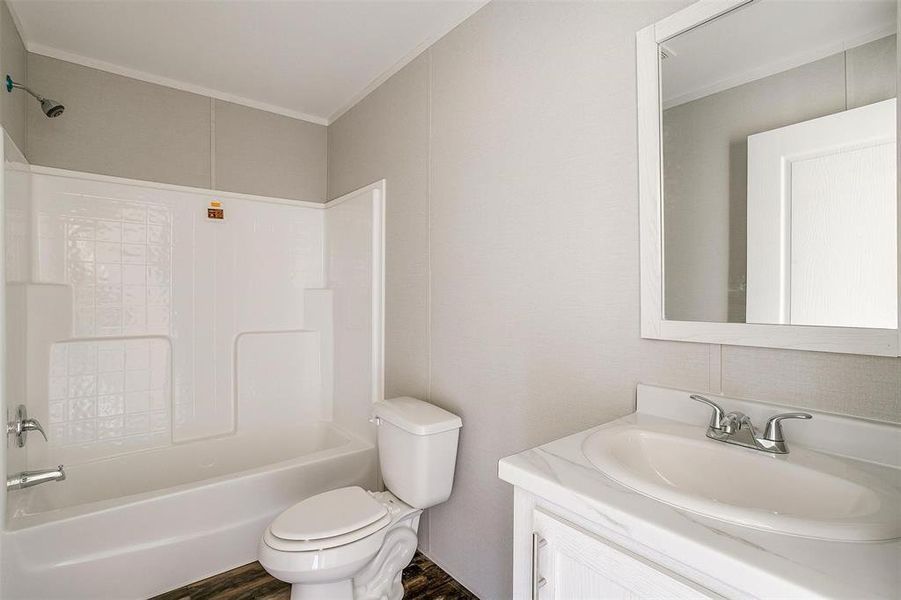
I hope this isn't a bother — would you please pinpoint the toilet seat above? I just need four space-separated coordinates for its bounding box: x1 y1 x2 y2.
259 489 425 594
264 486 392 552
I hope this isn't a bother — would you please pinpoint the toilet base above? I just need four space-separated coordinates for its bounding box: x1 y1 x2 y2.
290 580 353 600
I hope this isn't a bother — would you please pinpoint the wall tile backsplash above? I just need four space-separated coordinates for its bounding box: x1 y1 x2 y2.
47 338 170 450
37 193 173 338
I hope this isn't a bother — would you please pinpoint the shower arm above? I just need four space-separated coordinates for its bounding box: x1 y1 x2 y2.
6 76 47 103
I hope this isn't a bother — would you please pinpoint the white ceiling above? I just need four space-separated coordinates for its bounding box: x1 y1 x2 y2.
661 0 897 109
8 0 487 125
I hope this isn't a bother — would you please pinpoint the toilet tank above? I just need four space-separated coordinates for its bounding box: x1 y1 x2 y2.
372 397 462 509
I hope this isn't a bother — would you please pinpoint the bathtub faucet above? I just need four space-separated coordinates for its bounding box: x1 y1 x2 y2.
7 465 66 491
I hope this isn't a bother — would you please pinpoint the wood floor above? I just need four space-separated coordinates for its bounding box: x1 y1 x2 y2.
152 551 478 600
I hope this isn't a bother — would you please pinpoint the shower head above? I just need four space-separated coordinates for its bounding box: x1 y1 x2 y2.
40 98 65 118
6 75 65 118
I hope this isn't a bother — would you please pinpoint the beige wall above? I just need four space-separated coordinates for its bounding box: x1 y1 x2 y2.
27 54 212 188
0 0 26 152
25 54 327 201
328 53 431 403
328 2 901 598
213 100 326 201
663 35 897 323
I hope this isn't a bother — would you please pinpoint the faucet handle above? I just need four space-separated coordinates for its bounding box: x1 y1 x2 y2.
6 405 48 447
763 412 812 442
22 417 48 442
690 395 726 430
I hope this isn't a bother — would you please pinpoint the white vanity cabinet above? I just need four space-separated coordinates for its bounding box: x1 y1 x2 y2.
512 489 722 600
527 509 716 599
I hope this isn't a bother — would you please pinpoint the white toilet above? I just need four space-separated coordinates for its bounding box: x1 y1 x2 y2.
259 397 462 600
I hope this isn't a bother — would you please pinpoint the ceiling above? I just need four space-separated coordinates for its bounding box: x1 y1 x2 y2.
661 0 897 109
8 0 487 125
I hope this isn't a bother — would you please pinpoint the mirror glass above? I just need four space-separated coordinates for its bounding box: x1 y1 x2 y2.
661 0 897 328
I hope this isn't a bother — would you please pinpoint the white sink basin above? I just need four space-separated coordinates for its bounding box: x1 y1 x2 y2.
582 421 901 541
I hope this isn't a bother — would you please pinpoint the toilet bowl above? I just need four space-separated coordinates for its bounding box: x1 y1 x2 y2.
259 397 462 600
258 488 420 600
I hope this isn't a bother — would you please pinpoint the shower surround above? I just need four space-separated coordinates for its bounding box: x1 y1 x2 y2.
1 136 385 599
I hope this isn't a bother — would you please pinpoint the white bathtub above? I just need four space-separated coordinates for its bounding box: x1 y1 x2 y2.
2 423 377 600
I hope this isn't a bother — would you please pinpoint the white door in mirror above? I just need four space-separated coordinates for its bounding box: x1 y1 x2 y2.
746 98 897 329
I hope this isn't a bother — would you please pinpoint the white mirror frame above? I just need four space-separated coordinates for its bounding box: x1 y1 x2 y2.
637 0 900 357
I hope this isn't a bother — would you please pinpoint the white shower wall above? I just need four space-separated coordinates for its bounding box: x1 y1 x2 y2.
326 181 385 442
5 164 381 472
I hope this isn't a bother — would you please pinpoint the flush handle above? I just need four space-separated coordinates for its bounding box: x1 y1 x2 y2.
531 532 547 599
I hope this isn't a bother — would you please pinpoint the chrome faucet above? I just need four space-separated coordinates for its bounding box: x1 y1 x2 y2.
690 395 811 454
7 465 66 490
7 404 48 447
6 404 67 491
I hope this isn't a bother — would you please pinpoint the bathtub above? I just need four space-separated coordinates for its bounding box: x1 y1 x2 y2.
2 423 377 600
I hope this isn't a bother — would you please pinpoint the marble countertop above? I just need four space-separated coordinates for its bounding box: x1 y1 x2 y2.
498 385 901 599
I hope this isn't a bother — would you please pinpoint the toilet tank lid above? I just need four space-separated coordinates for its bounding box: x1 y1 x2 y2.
373 397 462 435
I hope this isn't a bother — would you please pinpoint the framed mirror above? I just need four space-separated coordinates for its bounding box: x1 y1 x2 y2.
638 0 900 356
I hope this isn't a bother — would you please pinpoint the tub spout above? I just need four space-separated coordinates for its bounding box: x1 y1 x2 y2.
7 465 66 491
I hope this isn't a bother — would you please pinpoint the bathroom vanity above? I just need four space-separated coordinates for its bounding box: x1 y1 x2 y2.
498 385 901 599
556 1 901 593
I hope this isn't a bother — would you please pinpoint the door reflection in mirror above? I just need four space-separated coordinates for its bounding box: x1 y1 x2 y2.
660 0 897 328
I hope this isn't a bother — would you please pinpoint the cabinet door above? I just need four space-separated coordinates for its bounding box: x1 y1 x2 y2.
531 509 718 599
